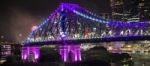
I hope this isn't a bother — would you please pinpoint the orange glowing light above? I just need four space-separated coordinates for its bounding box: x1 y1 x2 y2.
18 33 22 37
31 25 38 31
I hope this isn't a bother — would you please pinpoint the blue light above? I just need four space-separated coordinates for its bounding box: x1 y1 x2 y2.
25 3 150 44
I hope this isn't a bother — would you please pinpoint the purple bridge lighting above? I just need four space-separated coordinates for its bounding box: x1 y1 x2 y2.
22 3 150 62
59 45 81 62
21 46 40 62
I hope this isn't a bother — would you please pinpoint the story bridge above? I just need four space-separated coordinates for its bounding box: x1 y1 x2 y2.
21 3 150 62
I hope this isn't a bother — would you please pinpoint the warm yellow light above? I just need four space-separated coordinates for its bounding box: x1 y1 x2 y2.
108 46 113 50
126 45 132 48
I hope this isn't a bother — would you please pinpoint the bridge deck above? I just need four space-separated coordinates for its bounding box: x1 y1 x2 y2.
24 35 150 46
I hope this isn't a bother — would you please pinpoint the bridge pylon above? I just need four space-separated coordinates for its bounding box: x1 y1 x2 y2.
21 46 40 63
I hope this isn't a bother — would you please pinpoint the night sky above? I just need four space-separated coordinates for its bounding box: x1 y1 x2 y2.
0 0 111 43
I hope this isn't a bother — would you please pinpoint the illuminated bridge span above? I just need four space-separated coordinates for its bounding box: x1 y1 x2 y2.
22 3 150 62
25 3 150 44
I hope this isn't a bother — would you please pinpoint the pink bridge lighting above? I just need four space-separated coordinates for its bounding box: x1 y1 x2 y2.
59 45 81 62
21 46 40 62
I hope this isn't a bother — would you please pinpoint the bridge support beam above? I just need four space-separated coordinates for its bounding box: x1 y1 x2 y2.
21 46 40 62
59 45 81 62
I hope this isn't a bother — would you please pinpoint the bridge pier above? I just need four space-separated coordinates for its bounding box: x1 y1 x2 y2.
59 45 81 62
21 46 40 62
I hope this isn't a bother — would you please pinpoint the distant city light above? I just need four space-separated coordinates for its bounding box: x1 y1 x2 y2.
1 36 4 39
18 33 22 37
126 45 132 48
108 46 113 50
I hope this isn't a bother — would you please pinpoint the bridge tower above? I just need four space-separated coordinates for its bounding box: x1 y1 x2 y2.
59 4 81 62
21 46 40 62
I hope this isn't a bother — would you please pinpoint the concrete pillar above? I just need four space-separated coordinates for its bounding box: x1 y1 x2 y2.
59 45 81 62
21 46 40 62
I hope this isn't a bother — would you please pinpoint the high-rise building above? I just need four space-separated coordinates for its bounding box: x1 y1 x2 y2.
110 0 150 22
110 0 124 21
138 0 150 21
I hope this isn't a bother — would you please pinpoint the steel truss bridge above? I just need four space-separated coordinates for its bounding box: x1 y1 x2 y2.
22 3 150 62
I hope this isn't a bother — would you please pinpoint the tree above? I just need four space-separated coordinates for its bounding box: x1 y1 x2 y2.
110 53 132 66
39 47 61 62
110 53 122 62
120 53 131 60
85 46 111 62
83 60 111 66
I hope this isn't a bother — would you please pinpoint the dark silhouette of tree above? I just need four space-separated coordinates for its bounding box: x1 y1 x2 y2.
90 46 107 51
84 60 111 66
110 53 132 66
85 46 111 62
110 53 122 62
120 53 131 60
39 47 61 62
4 56 14 63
